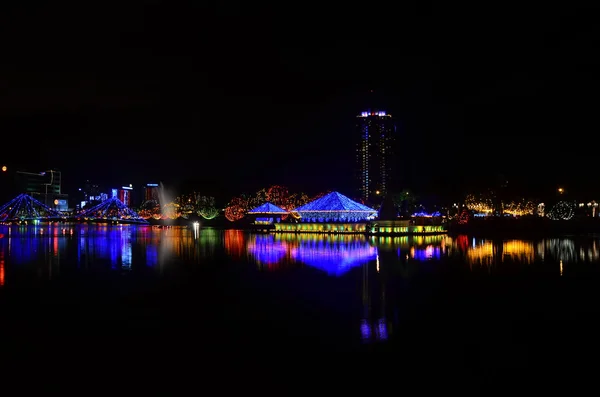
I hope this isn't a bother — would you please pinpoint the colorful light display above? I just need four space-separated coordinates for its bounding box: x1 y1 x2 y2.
292 191 377 222
290 238 377 276
465 193 494 214
197 196 219 220
546 201 575 220
458 209 470 224
161 202 180 219
0 193 65 222
245 233 377 276
502 200 535 216
224 196 248 222
198 207 219 220
246 234 289 270
79 197 148 223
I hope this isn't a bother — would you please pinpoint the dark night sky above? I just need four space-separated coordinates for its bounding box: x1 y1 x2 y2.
1 3 599 201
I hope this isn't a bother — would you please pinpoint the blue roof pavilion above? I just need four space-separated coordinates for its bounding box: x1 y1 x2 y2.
247 202 288 214
292 191 377 222
247 202 288 224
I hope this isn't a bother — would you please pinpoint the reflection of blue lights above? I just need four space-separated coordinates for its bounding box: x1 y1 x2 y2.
77 225 137 269
146 245 158 267
361 318 388 343
361 320 371 342
411 245 441 261
247 235 288 265
7 236 44 264
121 234 132 269
291 239 377 276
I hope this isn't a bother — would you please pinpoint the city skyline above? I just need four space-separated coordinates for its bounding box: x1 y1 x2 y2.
1 4 598 199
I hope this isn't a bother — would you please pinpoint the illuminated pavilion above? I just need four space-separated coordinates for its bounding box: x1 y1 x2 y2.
292 191 377 222
247 202 289 224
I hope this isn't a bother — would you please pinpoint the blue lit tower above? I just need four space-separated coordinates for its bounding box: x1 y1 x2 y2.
356 109 396 203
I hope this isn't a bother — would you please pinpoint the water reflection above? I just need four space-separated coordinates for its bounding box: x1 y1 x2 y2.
2 226 600 346
224 230 245 260
246 234 290 270
247 233 378 276
443 236 600 266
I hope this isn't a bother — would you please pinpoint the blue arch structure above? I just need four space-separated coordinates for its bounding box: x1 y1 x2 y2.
79 197 148 224
0 193 65 222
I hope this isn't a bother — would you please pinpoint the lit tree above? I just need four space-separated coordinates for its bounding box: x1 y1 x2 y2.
224 196 248 222
393 189 418 216
162 202 180 219
465 193 494 214
266 185 289 207
502 199 535 217
547 201 575 220
198 196 219 220
251 188 268 208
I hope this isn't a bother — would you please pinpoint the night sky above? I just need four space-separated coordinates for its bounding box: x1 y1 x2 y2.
2 4 598 201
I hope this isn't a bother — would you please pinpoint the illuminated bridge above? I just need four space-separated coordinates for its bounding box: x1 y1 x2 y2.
0 193 66 223
77 196 148 224
0 194 148 224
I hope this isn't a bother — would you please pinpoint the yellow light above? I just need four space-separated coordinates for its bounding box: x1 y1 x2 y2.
1 166 6 172
375 190 380 195
558 188 564 193
54 199 59 205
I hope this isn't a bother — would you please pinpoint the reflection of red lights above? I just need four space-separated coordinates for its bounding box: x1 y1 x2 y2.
456 235 468 251
224 230 245 259
0 250 4 286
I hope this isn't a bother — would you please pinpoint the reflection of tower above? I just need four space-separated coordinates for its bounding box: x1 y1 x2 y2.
360 257 389 343
362 262 370 320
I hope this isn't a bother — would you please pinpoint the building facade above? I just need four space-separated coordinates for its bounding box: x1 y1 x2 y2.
14 169 69 210
356 110 396 203
118 186 133 207
141 183 160 206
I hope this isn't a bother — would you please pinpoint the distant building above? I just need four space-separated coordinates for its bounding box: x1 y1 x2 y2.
118 185 133 207
141 183 160 206
356 110 396 203
14 169 69 210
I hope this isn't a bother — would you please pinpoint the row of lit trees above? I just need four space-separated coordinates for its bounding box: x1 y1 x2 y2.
136 194 219 220
464 192 537 216
224 185 327 222
133 185 328 222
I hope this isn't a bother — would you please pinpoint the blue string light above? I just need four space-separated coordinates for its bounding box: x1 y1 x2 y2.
292 192 377 222
79 197 148 223
0 193 64 222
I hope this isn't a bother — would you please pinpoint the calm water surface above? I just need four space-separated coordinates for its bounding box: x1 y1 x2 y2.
1 223 600 361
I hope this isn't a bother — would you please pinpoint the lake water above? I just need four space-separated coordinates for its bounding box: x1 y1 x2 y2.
1 223 600 365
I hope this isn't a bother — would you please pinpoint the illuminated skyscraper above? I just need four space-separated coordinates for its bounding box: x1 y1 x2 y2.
356 110 396 203
142 183 159 205
118 186 133 207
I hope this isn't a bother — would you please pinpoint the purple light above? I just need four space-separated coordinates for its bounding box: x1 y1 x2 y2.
360 319 371 342
246 235 288 268
376 319 388 341
290 239 377 276
411 245 441 261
